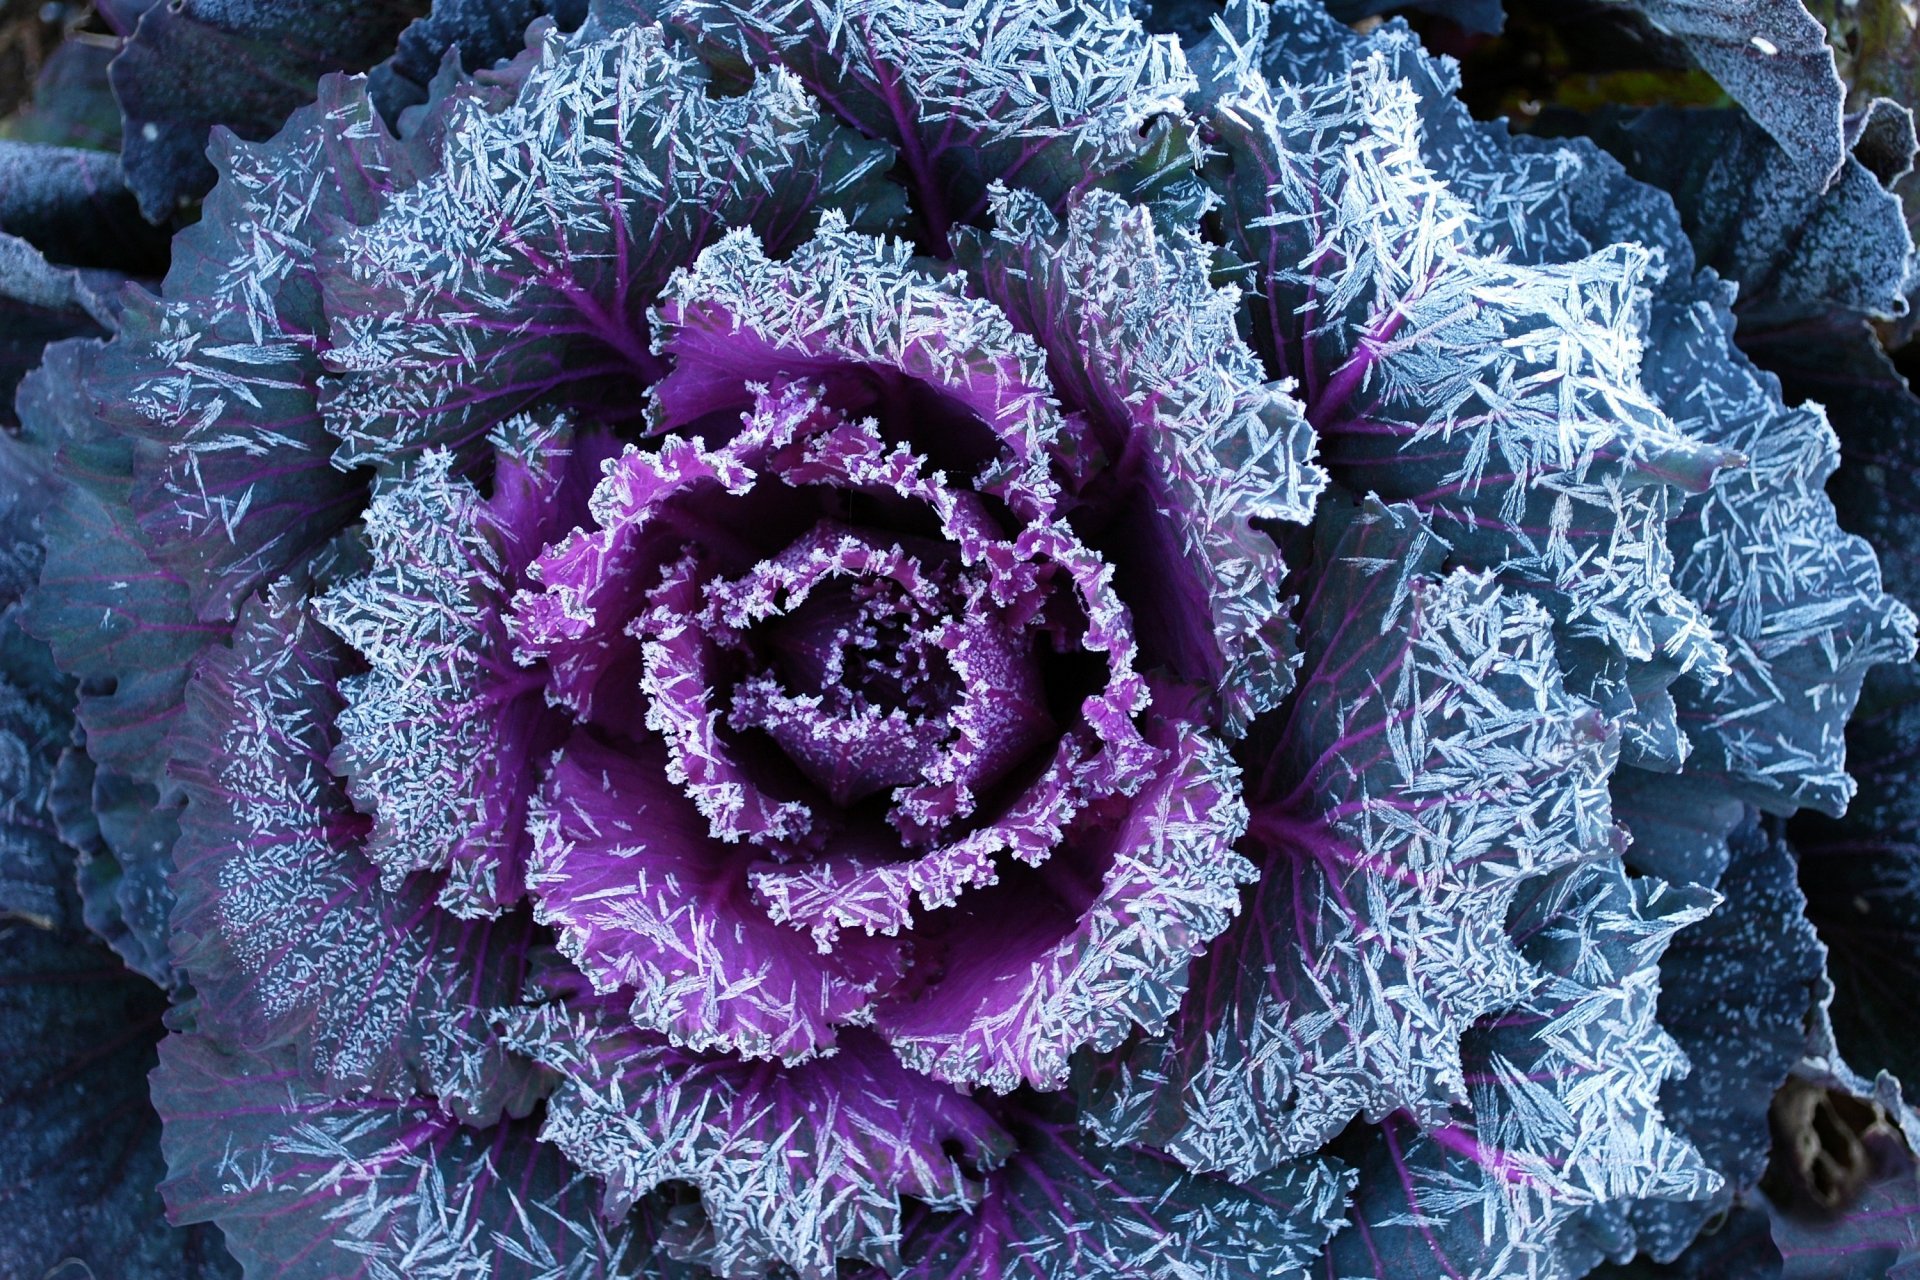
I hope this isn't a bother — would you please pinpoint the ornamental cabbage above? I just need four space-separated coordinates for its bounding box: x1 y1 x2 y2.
0 1 1917 1279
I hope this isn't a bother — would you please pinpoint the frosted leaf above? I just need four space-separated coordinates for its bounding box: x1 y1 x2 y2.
1615 0 1849 188
1235 3 1591 265
170 578 544 1118
1324 858 1718 1280
1467 862 1718 1221
958 186 1325 735
1787 331 1920 1100
1520 129 1920 818
524 729 903 1062
1583 104 1914 330
1561 818 1826 1270
316 454 525 902
650 215 1065 517
876 720 1255 1094
0 226 122 336
499 997 1012 1279
1207 51 1737 736
1367 45 1920 817
1078 497 1622 1178
1643 278 1917 816
0 141 160 288
108 0 440 219
891 1098 1356 1280
313 423 604 917
15 341 226 787
6 362 197 982
656 0 1206 241
1253 0 1850 191
153 1031 637 1280
50 749 184 987
368 0 591 120
320 19 902 468
85 78 430 624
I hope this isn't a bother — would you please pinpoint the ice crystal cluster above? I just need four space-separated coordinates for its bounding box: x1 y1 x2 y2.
2 0 1920 1277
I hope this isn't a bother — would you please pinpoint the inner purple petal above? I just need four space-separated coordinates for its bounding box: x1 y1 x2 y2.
637 551 818 850
729 675 948 808
750 726 1113 948
889 608 1055 845
678 513 1061 840
503 369 1179 1061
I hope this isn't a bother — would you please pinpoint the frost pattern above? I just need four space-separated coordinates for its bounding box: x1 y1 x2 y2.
523 729 900 1063
1080 499 1623 1177
883 723 1256 1094
1643 280 1917 816
1278 9 1918 821
660 0 1202 235
1208 49 1737 736
1245 0 1915 956
1235 4 1590 265
1565 819 1826 1270
169 578 541 1118
502 1000 1011 1279
321 19 901 467
960 187 1325 733
892 1101 1356 1280
1470 863 1718 1215
95 78 418 621
153 1032 635 1280
1327 861 1718 1280
1326 13 1919 819
652 214 1063 512
315 439 551 917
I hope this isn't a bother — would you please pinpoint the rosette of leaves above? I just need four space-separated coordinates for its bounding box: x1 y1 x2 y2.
7 1 1917 1279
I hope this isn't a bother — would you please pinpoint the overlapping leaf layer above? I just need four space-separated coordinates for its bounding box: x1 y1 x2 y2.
1 1 1915 1278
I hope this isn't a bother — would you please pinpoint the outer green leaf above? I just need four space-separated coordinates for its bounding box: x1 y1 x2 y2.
153 1028 637 1280
654 0 1206 245
319 19 903 469
1079 497 1621 1177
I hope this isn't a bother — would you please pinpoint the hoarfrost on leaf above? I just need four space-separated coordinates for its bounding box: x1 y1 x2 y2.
314 419 612 917
170 578 544 1118
501 994 1012 1279
1079 496 1625 1178
1206 48 1738 757
893 1096 1355 1280
320 19 903 469
1323 858 1718 1280
958 186 1325 734
152 1030 635 1280
656 0 1207 241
